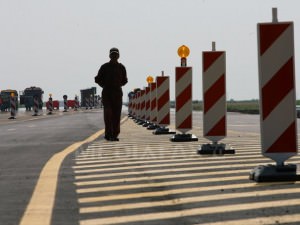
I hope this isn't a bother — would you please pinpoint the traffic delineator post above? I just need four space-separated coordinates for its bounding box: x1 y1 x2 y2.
47 94 53 115
32 96 39 116
142 86 151 127
137 89 146 125
171 45 197 142
153 71 175 135
147 81 159 130
134 90 141 123
249 8 299 182
63 95 68 112
198 42 234 154
74 95 79 111
8 93 16 119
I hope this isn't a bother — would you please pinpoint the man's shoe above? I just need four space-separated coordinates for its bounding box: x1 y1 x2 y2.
104 136 111 141
110 137 119 141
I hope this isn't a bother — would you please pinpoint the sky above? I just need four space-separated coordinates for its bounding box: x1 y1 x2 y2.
1 0 300 101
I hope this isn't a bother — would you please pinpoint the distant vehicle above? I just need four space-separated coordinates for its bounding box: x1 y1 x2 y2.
296 105 300 118
19 86 44 111
0 89 18 112
80 87 96 108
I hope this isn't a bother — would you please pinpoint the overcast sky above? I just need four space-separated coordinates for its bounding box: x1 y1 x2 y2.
1 0 299 101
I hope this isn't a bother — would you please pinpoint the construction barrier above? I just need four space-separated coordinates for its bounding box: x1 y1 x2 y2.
147 82 158 130
32 96 39 116
199 42 234 154
9 94 16 119
154 72 175 134
48 96 53 115
63 95 68 112
171 66 197 141
250 8 298 182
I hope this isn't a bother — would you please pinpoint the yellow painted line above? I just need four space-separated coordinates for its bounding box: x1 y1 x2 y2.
18 115 131 225
80 199 300 225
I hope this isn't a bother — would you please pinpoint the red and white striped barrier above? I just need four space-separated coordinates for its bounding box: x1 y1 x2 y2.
33 96 39 116
48 96 53 115
199 43 234 154
145 86 150 122
136 89 146 125
9 94 16 119
147 82 158 129
136 90 141 121
132 93 136 118
250 8 298 182
171 67 197 141
154 73 175 134
74 96 79 111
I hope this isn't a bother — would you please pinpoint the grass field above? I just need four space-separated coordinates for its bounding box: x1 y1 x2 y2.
191 100 260 114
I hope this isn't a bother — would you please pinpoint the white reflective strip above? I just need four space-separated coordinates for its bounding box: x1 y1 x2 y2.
157 78 169 99
203 53 225 93
176 99 192 131
176 69 191 98
204 95 226 135
260 23 294 87
158 103 169 126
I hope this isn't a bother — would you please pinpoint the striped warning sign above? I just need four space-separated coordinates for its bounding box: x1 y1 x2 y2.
140 89 146 121
203 51 226 142
156 76 170 127
145 86 150 122
176 67 192 133
150 82 157 124
258 21 297 164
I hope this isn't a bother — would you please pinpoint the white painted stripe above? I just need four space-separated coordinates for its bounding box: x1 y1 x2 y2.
203 53 225 93
260 23 294 87
80 188 300 214
196 214 300 225
156 77 169 99
79 198 300 225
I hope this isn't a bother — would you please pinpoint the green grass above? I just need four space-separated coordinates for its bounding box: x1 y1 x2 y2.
191 100 260 114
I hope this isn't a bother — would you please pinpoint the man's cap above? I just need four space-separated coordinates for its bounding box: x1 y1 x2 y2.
110 48 119 55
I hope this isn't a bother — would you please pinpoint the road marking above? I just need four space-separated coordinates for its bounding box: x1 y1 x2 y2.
19 116 128 225
19 129 105 225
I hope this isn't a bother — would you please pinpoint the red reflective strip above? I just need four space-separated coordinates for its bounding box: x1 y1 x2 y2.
176 84 191 112
262 57 294 120
141 101 145 110
259 23 290 55
205 116 226 136
157 91 169 111
204 75 225 114
266 121 297 153
157 77 167 86
151 98 156 110
159 113 170 125
178 114 192 129
176 67 190 82
203 52 223 72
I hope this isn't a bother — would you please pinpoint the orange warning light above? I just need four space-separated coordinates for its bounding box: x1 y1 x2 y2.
177 45 190 58
146 76 154 84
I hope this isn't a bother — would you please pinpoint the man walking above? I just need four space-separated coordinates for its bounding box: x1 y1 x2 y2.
95 48 128 141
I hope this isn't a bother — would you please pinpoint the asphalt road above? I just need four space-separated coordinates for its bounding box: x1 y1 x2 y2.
1 109 299 225
0 109 106 225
